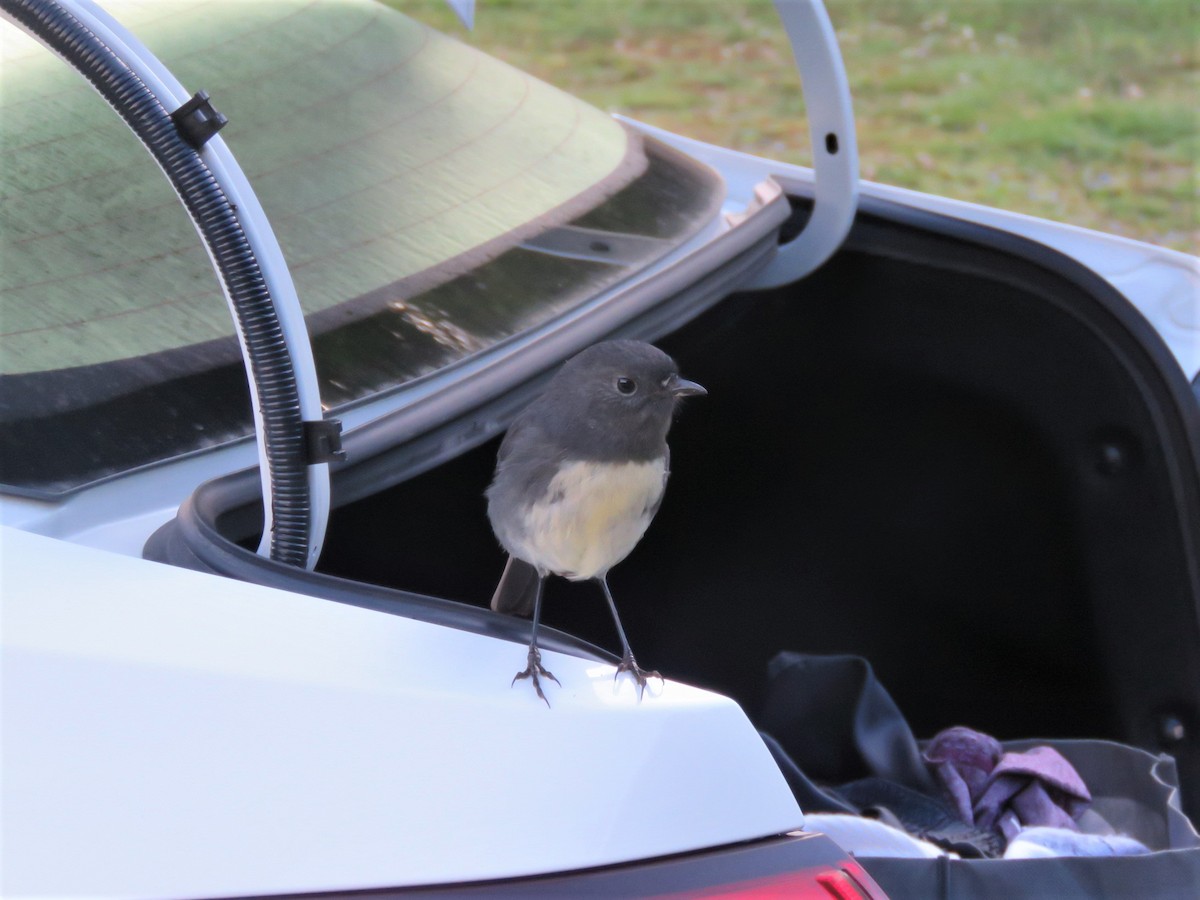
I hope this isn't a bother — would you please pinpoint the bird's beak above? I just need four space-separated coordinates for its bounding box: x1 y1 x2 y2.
670 375 707 398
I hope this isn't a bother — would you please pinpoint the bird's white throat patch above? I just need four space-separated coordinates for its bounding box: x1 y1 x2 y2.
515 457 668 581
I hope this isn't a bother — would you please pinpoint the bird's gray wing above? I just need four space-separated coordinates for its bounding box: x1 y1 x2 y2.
486 413 565 607
489 415 566 511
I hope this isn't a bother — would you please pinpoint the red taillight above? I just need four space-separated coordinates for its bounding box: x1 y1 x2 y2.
657 861 880 899
817 866 874 899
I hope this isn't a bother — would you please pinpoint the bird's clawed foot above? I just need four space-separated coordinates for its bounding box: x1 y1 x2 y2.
614 654 663 701
512 645 561 707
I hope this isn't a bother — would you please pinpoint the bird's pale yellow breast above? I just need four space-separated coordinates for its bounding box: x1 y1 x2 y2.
516 458 668 580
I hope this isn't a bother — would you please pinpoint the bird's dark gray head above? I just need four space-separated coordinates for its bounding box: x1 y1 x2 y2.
535 339 706 462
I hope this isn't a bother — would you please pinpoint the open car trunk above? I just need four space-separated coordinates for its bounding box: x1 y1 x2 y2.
147 192 1200 823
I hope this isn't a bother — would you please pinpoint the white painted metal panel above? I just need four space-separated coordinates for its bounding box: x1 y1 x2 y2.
1 527 801 898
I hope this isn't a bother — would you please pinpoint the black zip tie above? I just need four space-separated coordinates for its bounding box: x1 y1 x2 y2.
170 90 227 148
303 418 347 465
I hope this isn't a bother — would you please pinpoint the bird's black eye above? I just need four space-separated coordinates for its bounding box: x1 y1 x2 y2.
616 376 637 395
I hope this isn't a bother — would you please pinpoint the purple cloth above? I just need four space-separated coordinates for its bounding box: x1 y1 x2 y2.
924 726 1003 824
924 727 1091 845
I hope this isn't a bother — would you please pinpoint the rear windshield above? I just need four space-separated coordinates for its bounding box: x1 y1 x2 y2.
0 0 723 495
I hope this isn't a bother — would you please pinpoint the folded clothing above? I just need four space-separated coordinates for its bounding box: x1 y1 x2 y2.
925 726 1092 844
1004 826 1152 859
802 813 950 860
759 652 1193 861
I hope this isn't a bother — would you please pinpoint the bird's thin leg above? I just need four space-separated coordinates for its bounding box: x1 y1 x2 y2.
598 576 662 700
511 574 560 706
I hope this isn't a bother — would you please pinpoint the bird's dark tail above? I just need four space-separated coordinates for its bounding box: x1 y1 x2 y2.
490 556 541 616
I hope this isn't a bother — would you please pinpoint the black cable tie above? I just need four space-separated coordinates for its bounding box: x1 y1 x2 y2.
170 90 228 148
303 418 347 465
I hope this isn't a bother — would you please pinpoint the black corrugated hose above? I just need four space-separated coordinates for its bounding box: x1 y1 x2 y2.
4 0 312 566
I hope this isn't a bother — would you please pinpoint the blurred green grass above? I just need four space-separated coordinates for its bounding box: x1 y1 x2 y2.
393 0 1197 252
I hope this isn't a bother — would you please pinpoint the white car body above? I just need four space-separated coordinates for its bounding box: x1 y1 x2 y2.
2 1 1196 898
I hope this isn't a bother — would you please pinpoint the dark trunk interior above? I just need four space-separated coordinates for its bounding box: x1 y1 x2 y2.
171 200 1200 816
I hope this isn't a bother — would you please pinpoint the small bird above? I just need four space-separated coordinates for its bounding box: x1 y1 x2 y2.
486 339 706 705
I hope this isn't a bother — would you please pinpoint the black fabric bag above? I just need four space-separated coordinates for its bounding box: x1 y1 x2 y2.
760 652 1200 899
